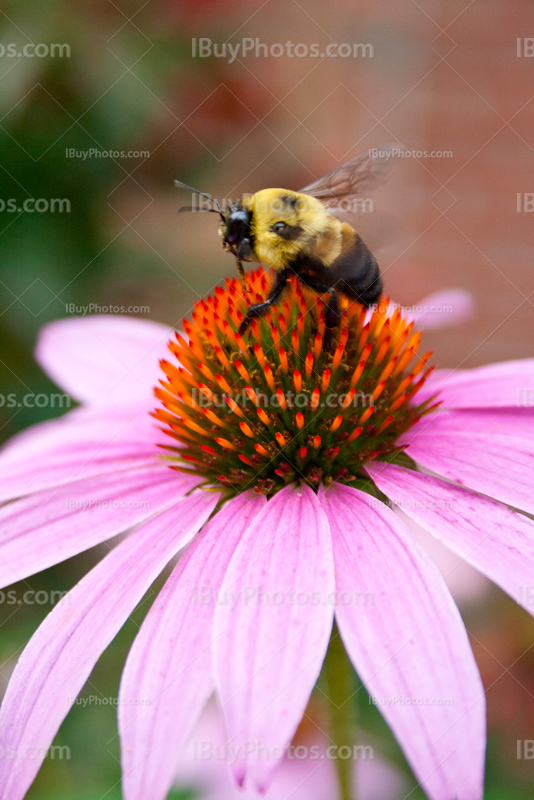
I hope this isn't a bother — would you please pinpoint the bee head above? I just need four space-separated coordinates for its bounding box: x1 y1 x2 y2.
219 202 254 262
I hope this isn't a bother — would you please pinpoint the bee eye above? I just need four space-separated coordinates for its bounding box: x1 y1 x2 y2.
273 222 287 234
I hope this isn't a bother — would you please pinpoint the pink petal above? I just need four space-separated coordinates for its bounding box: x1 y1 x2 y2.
0 490 218 800
417 359 534 408
368 462 534 614
320 483 486 800
406 407 534 440
0 406 88 455
405 418 534 515
408 289 475 330
214 484 334 793
395 508 489 604
0 406 162 503
120 492 266 800
175 704 406 800
0 465 198 588
35 315 172 406
0 403 157 459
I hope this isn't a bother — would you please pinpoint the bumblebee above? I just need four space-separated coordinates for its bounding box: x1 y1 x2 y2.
176 145 396 336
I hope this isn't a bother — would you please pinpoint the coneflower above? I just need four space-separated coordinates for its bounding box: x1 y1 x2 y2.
0 272 531 800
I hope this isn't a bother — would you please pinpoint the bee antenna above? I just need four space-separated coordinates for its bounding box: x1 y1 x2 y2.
177 206 221 215
174 180 221 212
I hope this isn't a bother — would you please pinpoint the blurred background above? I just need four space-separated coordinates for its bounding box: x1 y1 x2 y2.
0 0 533 797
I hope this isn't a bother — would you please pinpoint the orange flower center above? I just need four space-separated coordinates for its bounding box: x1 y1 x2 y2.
152 268 437 497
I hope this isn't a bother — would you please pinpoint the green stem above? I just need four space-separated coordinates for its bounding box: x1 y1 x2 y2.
322 623 357 800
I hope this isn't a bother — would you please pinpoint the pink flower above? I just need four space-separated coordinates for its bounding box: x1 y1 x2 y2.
172 703 407 800
0 270 528 800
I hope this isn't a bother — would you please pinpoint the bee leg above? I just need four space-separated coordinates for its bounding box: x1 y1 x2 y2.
236 259 249 294
295 273 340 350
324 290 340 329
238 269 288 336
323 291 342 353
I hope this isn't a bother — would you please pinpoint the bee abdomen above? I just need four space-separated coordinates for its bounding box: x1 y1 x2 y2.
331 234 382 307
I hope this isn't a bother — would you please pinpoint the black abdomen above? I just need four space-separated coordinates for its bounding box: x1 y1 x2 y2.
331 235 382 307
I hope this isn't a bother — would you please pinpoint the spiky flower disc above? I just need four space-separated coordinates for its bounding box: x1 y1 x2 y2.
152 268 437 496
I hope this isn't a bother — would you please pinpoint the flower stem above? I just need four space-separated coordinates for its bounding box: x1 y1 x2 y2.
322 622 357 800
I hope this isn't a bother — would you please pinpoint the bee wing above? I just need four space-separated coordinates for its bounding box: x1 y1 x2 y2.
299 143 398 218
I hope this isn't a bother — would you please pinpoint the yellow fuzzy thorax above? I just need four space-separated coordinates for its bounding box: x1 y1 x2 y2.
243 188 343 270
